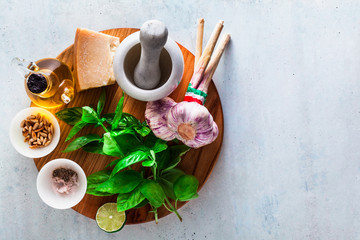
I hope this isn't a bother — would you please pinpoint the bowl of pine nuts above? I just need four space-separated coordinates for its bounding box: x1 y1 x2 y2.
9 107 60 158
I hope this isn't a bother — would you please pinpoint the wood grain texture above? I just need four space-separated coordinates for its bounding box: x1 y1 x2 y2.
32 28 224 224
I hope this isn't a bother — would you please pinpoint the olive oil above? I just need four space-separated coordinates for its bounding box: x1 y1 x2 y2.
22 58 75 108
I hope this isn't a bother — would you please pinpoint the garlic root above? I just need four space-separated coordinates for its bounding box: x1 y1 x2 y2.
198 33 231 93
195 18 204 67
190 20 224 89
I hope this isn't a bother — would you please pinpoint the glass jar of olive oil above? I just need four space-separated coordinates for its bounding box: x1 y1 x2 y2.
12 57 75 108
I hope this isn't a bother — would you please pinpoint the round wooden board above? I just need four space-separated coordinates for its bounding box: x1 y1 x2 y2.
32 28 224 224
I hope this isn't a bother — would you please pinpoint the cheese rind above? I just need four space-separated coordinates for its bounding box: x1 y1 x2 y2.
74 28 120 91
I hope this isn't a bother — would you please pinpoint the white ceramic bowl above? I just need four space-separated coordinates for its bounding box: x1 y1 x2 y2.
113 31 184 101
9 107 60 158
36 158 87 209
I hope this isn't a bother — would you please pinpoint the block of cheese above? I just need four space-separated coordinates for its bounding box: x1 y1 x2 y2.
74 28 120 91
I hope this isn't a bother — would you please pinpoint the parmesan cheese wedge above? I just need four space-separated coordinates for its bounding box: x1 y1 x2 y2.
74 28 120 91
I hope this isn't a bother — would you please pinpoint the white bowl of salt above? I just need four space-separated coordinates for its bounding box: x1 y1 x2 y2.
36 158 87 209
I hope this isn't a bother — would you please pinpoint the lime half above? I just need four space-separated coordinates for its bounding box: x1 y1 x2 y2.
96 203 126 233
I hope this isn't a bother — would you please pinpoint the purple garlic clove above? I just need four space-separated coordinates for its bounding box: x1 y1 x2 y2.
145 97 177 141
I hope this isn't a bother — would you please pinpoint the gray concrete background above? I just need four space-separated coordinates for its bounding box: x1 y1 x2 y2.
1 0 360 239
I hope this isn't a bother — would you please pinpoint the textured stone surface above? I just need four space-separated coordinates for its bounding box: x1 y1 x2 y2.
2 0 360 239
134 20 168 89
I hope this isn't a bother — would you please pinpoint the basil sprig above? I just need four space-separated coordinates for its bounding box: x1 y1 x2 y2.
56 89 198 223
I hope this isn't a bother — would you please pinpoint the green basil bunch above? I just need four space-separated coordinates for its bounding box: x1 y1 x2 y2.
56 89 199 223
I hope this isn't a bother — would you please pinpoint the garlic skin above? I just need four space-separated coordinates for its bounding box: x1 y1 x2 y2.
145 97 177 141
167 101 219 148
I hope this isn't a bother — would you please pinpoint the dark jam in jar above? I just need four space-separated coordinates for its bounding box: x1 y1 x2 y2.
27 73 47 94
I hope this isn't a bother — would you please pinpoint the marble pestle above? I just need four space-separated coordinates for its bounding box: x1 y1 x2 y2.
134 20 168 90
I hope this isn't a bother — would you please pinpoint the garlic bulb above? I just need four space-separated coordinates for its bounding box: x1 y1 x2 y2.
145 97 177 141
145 20 229 149
166 102 218 148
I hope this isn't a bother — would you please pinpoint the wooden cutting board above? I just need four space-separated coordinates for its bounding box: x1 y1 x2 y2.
32 28 224 224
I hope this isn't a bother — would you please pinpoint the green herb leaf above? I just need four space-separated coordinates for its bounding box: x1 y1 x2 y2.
112 92 125 130
82 141 106 155
173 175 199 201
140 180 166 208
111 128 136 137
55 107 82 125
142 159 155 167
161 168 185 183
152 139 168 153
156 148 171 170
94 117 106 128
112 132 142 155
162 145 191 171
134 125 151 137
143 132 158 147
97 88 106 116
103 132 124 157
118 113 141 129
63 134 101 152
82 106 100 124
133 199 149 209
86 188 114 196
143 150 157 172
87 169 112 190
150 150 156 160
103 113 115 125
158 178 176 200
87 169 114 196
117 186 145 212
96 170 143 194
110 150 150 177
65 120 87 141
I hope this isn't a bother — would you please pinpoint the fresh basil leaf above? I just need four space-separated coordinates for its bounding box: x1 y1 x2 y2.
152 139 168 153
140 180 165 208
161 168 185 183
106 144 146 168
158 178 176 200
133 199 149 209
87 170 111 189
82 106 100 124
170 145 191 158
144 132 158 148
96 170 143 194
142 159 155 167
112 132 142 156
82 141 106 155
150 150 156 160
111 150 150 177
117 187 145 212
162 145 191 171
65 120 87 141
173 175 199 201
103 132 124 157
103 113 115 125
118 113 141 129
134 125 151 137
63 134 101 152
86 188 114 196
111 128 136 137
94 117 107 128
97 88 106 116
112 92 125 130
106 158 121 168
156 148 171 170
55 107 82 125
